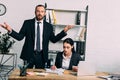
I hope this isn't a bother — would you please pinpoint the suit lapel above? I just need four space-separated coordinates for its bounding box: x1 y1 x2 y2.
60 53 63 67
69 53 74 69
31 18 35 42
43 21 47 43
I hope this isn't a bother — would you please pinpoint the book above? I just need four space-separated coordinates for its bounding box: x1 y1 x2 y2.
49 10 54 24
76 26 86 42
52 10 57 24
45 10 49 23
76 11 81 25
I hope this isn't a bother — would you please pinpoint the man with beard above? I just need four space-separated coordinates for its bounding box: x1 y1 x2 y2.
0 4 73 69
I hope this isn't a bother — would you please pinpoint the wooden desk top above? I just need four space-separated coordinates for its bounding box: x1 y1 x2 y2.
8 69 108 80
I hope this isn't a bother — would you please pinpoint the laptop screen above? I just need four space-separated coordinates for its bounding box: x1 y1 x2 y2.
77 61 96 76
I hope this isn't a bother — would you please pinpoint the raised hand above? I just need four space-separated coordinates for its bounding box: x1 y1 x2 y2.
64 25 74 32
0 22 12 32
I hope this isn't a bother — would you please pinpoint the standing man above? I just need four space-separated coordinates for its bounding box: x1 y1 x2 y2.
0 4 73 69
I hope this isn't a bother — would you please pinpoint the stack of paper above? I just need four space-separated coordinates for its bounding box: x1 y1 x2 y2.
109 73 120 79
45 68 65 75
98 73 120 80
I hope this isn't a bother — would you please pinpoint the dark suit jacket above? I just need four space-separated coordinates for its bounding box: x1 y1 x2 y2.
9 18 67 62
55 52 81 70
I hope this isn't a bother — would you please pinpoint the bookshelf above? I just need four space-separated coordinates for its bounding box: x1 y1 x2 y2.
46 6 88 61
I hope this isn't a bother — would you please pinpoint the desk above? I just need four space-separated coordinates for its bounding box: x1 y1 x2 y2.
8 69 108 80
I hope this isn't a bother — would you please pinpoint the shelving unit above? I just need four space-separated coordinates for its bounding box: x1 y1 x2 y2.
0 53 17 80
47 8 87 12
47 6 88 61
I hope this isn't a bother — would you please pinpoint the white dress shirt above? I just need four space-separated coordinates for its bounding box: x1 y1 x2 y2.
62 53 72 69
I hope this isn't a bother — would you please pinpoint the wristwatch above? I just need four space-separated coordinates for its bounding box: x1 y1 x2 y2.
0 4 7 16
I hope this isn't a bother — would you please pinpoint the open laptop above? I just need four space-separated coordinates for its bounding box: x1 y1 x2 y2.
77 61 96 76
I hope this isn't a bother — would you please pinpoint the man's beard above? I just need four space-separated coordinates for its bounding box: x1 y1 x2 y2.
36 15 44 21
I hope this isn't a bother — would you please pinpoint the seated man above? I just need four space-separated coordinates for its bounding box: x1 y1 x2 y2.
51 38 81 72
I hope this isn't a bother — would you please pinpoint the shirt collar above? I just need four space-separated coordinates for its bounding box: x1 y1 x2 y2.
62 52 72 60
35 19 43 24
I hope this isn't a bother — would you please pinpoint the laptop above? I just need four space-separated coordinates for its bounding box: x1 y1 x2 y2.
77 61 96 76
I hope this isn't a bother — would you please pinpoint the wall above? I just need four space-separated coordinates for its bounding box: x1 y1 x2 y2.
0 0 120 73
87 0 120 72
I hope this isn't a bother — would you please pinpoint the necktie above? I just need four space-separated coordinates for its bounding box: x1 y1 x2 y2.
36 22 40 52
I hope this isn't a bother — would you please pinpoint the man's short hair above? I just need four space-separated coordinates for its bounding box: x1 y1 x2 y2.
35 4 46 11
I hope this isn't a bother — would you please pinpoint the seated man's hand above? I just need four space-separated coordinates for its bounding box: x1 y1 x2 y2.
51 65 57 70
72 66 78 72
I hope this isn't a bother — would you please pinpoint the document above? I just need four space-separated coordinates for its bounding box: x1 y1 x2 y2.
45 68 65 75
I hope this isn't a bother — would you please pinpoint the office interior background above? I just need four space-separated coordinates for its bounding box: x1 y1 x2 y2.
0 0 120 73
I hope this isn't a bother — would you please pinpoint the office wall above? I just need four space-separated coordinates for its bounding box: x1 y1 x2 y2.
86 0 120 72
0 0 120 73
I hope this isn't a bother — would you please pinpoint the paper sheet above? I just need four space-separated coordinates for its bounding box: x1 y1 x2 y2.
45 68 65 75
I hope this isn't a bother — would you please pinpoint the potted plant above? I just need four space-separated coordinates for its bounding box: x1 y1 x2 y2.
0 32 15 54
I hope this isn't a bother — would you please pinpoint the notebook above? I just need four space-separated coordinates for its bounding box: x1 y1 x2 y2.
77 61 96 76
